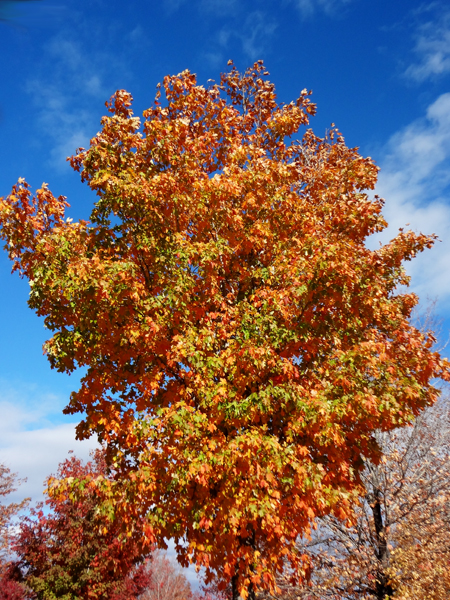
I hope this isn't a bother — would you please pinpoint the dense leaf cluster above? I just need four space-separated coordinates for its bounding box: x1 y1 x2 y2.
12 452 150 600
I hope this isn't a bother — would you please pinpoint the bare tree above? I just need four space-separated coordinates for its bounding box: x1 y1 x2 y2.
141 550 194 600
0 464 28 572
0 464 29 599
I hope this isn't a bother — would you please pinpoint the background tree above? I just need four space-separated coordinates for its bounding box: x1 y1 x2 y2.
0 464 29 599
0 573 28 600
139 549 194 600
0 464 28 569
259 395 450 600
1 62 449 598
12 450 152 600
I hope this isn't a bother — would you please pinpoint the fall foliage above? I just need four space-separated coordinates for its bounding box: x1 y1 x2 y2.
258 395 450 600
0 573 28 600
11 451 151 600
0 61 449 598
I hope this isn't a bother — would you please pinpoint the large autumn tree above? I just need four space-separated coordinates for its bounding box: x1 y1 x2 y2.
0 62 448 598
11 451 152 600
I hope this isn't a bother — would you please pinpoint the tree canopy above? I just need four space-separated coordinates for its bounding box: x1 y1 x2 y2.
12 451 151 600
0 61 448 598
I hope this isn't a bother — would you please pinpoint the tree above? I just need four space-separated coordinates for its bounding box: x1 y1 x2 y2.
196 579 230 600
261 396 450 600
0 465 29 599
12 451 152 600
0 61 448 598
0 572 29 600
0 464 28 569
109 563 156 600
139 549 194 600
195 587 228 600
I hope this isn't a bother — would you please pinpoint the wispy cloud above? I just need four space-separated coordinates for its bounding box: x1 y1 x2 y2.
24 18 147 173
289 0 353 19
164 0 238 16
239 12 277 60
162 1 276 66
405 9 450 82
205 11 277 66
369 93 450 310
163 0 185 12
26 34 109 171
201 0 238 15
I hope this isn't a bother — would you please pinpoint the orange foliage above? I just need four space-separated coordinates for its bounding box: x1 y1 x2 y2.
0 62 448 598
262 397 450 600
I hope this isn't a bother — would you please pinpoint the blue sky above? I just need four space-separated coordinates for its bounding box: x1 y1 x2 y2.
0 0 449 579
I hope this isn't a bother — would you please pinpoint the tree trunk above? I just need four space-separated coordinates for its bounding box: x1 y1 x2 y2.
232 574 240 600
231 576 255 600
372 486 394 600
232 528 257 600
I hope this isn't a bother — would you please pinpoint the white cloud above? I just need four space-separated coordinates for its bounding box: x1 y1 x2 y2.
0 380 204 583
369 93 450 311
405 10 450 82
0 381 97 506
